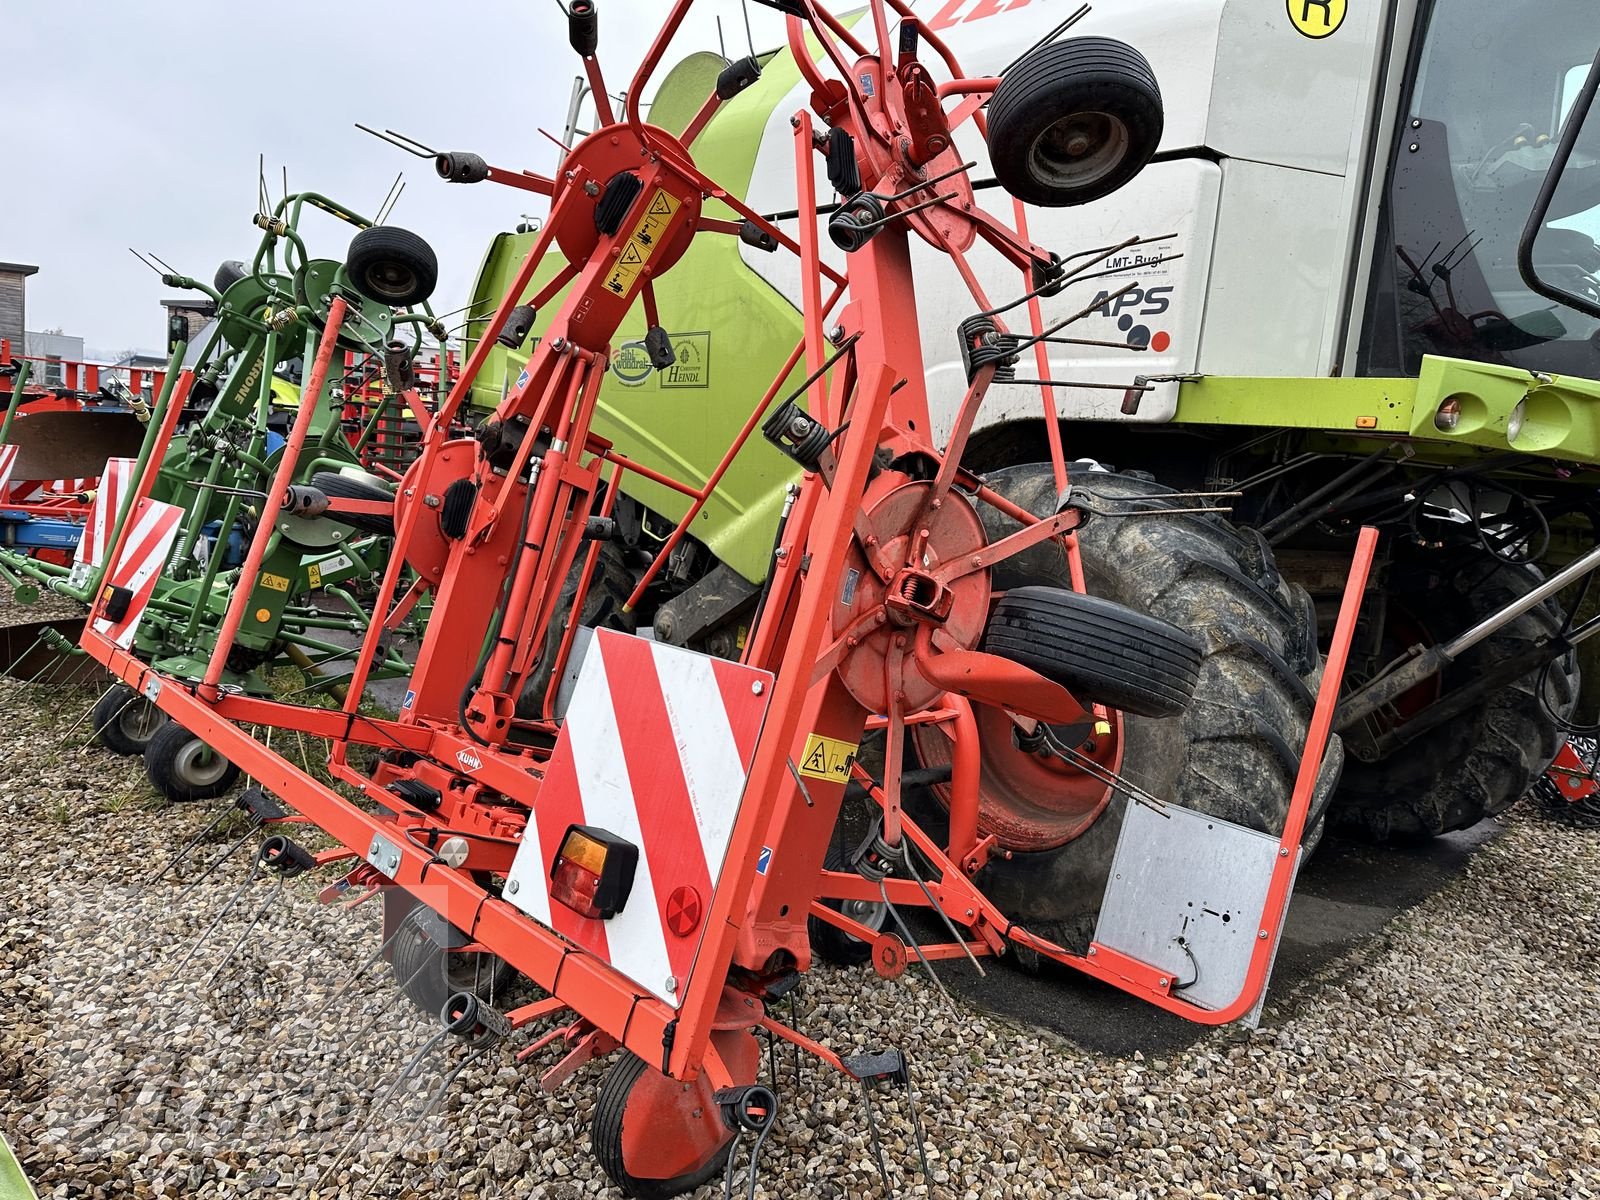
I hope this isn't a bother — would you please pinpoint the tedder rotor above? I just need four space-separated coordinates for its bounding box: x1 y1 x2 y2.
2 193 452 792
78 2 1378 1193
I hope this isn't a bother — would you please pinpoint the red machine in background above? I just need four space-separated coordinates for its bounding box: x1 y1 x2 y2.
76 2 1377 1194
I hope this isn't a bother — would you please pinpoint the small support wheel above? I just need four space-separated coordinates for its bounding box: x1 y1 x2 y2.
143 721 241 803
344 226 439 307
92 683 169 756
388 902 515 1017
986 36 1163 207
593 1029 761 1199
807 844 888 966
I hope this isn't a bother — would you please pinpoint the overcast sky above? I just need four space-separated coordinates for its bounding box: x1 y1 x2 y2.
9 1 806 359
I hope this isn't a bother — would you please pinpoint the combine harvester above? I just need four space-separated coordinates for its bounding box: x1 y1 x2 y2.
3 194 449 799
77 1 1384 1194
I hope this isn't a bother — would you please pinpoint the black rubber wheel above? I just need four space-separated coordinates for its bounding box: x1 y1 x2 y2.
344 226 438 307
144 721 241 804
92 683 169 756
213 260 249 294
909 465 1341 947
983 586 1201 718
807 843 888 966
309 470 396 536
517 542 638 719
1331 547 1580 841
389 903 515 1018
593 1052 736 1199
986 37 1163 207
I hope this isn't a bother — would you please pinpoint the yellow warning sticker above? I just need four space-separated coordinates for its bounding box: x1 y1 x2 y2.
603 188 680 297
260 572 291 593
1286 0 1345 39
798 733 858 783
306 563 323 589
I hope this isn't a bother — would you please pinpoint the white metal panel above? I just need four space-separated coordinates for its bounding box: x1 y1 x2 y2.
1196 158 1349 377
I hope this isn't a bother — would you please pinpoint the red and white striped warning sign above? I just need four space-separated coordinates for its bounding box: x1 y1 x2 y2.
0 446 16 501
505 629 773 1007
92 497 183 648
72 457 134 570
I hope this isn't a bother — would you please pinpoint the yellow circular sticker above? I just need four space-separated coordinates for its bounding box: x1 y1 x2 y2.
1287 0 1346 38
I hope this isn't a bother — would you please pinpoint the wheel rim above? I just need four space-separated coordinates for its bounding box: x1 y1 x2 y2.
1028 110 1130 192
364 261 417 302
910 704 1123 851
173 738 231 788
120 700 165 743
445 949 506 998
839 896 889 940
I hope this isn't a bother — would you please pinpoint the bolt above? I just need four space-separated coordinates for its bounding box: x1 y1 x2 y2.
369 838 382 857
584 180 600 196
664 975 678 994
1409 143 1420 153
751 681 764 695
424 494 441 508
1159 977 1169 988
971 555 982 566
1258 929 1268 939
1087 946 1097 956
1278 847 1290 858
507 879 520 895
828 325 847 344
1411 118 1422 128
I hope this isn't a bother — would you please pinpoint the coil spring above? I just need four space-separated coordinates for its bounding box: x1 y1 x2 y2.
957 314 1018 383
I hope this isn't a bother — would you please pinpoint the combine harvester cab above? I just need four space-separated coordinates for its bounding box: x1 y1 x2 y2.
78 2 1383 1194
3 194 451 797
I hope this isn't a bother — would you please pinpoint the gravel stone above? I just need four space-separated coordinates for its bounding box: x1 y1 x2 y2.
1 599 1597 1197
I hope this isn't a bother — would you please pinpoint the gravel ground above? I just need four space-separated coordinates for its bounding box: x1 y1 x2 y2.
3 657 1599 1198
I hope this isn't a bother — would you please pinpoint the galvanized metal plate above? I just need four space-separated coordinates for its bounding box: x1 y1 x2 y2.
1094 801 1299 1017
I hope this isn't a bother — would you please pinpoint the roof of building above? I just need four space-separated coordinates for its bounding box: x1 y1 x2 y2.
0 262 40 277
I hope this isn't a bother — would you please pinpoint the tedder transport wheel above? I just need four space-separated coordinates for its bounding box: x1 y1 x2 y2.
213 259 249 294
908 465 1341 947
1331 546 1579 841
985 37 1163 208
344 226 438 308
144 721 241 804
389 903 516 1017
593 1031 762 1200
92 683 169 756
983 586 1202 719
808 843 889 966
309 470 397 536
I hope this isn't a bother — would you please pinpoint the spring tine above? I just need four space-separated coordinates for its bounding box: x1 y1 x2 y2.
881 160 977 204
722 1130 745 1200
857 1079 898 1198
61 684 118 744
142 804 237 887
326 1026 452 1174
166 857 265 980
901 851 985 977
346 919 408 986
203 879 283 987
2 632 45 675
902 1070 934 1183
878 878 957 1013
334 953 436 1056
356 1043 492 1200
185 824 260 889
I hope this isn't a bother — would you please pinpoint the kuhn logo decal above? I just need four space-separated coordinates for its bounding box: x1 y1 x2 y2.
456 749 483 772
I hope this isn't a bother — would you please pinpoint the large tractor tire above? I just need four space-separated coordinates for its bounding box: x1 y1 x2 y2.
515 541 638 719
1330 546 1579 841
909 465 1341 948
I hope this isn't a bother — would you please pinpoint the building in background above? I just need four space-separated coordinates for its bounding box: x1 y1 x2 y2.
22 330 87 386
0 261 39 353
162 297 215 353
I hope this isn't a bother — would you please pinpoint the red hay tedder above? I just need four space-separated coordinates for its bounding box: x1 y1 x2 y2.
76 1 1378 1192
